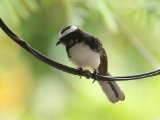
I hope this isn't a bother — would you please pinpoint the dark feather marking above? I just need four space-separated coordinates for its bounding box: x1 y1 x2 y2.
108 82 119 98
61 26 71 34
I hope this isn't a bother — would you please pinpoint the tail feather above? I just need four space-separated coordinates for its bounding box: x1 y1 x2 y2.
97 48 125 103
98 80 125 103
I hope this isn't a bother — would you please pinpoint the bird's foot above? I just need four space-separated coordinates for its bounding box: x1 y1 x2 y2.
83 70 92 79
78 67 91 79
78 67 83 79
92 69 98 83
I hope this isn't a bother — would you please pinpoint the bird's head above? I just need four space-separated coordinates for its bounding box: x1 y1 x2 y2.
56 25 79 46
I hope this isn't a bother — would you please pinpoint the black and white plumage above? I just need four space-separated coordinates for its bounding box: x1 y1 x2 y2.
56 25 125 103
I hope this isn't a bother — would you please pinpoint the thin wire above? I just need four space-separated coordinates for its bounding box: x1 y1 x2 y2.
0 18 160 81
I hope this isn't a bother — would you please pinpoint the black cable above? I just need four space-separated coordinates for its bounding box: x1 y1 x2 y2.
0 18 160 81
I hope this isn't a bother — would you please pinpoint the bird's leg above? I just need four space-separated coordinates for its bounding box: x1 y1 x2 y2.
92 69 98 83
78 67 83 79
77 67 92 79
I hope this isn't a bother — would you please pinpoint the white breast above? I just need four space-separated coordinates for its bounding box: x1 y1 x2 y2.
69 42 100 70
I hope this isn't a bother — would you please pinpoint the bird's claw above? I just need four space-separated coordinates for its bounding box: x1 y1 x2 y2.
78 67 83 79
78 67 91 79
83 70 92 79
92 69 97 83
77 68 98 81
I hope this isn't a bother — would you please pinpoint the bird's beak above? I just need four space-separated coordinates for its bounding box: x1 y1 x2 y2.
56 39 62 46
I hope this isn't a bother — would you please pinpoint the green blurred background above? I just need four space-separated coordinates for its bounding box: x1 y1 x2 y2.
0 0 160 120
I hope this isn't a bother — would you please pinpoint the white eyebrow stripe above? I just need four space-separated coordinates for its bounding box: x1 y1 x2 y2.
59 26 78 39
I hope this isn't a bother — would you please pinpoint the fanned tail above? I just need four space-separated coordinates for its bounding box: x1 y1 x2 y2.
98 73 125 103
98 48 125 103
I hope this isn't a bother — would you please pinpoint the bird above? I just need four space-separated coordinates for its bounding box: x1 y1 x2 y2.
56 25 125 103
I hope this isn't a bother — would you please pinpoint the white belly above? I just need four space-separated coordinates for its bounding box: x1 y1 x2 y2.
69 42 100 70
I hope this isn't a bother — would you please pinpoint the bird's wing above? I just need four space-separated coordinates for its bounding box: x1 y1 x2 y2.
98 48 108 74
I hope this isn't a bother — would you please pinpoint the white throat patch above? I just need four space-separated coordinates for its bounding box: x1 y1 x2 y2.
59 26 77 39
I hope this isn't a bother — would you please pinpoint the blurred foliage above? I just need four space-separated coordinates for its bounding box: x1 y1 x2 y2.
0 0 160 120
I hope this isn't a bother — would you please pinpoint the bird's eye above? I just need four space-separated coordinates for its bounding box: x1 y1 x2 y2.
70 33 73 36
